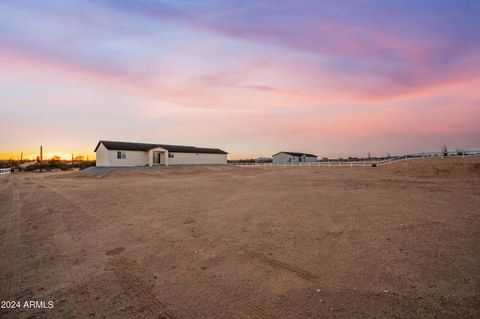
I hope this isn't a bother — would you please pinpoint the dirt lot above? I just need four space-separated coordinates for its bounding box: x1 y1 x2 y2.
1 158 479 318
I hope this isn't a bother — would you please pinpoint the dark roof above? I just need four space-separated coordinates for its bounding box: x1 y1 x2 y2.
94 141 228 154
273 151 317 157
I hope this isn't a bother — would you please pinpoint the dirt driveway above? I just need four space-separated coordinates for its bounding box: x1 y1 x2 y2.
1 160 479 318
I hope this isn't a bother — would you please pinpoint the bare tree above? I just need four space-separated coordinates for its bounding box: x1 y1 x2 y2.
440 145 448 156
455 147 465 156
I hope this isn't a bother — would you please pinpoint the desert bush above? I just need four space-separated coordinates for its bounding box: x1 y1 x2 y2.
0 160 19 169
228 159 255 163
23 160 95 171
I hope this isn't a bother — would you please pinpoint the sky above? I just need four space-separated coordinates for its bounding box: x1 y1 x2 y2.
1 0 479 160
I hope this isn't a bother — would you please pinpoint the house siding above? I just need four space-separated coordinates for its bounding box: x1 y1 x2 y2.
95 142 227 166
107 150 149 166
272 152 317 164
95 148 149 167
95 143 109 166
168 152 227 165
272 153 291 164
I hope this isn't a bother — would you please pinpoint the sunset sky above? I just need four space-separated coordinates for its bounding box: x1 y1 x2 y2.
1 0 479 160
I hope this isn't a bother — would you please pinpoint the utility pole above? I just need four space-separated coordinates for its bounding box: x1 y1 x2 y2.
71 154 74 165
40 145 43 172
20 152 23 161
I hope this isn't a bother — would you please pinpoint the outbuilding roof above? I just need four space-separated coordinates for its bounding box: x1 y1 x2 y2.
273 151 317 157
94 140 228 154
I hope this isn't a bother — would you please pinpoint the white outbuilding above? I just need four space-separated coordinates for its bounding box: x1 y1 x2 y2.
94 141 228 167
272 152 318 164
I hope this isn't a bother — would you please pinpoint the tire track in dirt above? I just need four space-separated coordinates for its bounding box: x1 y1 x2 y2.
35 180 276 319
110 250 277 319
52 229 101 319
109 254 274 319
35 182 180 318
244 302 273 319
27 180 102 318
110 255 177 319
0 180 23 306
36 183 110 226
246 250 320 281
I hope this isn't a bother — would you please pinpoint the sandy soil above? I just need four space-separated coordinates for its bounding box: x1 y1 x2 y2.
1 158 479 318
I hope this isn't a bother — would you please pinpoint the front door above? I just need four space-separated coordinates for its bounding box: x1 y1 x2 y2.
153 152 164 165
159 152 165 164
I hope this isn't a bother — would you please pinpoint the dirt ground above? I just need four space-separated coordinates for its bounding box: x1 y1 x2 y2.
1 158 479 318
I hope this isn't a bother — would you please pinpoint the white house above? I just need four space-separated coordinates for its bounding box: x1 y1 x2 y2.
94 141 228 167
272 152 318 164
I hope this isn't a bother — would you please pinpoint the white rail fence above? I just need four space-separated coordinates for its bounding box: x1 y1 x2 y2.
232 161 378 167
376 153 479 167
232 153 480 168
0 168 12 177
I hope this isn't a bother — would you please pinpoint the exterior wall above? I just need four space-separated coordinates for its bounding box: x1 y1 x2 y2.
167 152 227 165
95 143 109 167
96 143 227 166
272 153 318 164
272 153 291 164
106 150 148 166
94 147 149 167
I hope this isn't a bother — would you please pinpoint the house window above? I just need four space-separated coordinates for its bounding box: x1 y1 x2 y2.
168 153 174 158
117 151 126 159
